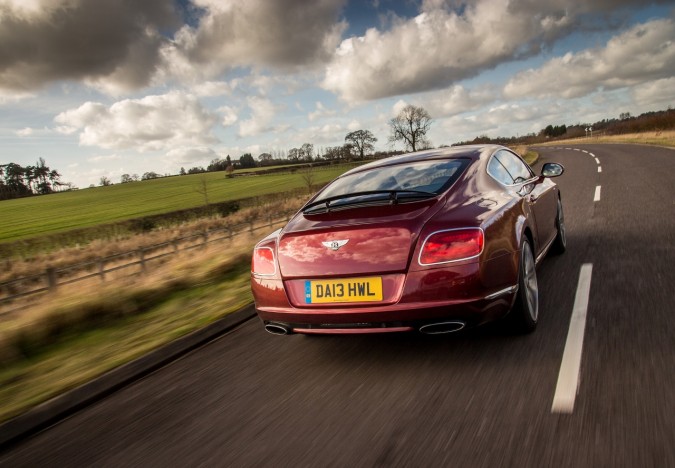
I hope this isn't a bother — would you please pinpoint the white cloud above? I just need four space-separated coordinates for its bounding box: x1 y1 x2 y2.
425 85 498 118
321 0 673 103
504 18 675 99
238 96 279 137
308 101 336 122
631 77 675 107
192 80 239 97
219 105 239 127
432 101 567 144
322 1 577 102
285 123 347 147
87 154 123 162
165 146 218 165
54 91 217 151
161 0 347 85
392 100 409 116
347 120 361 132
15 127 34 137
0 90 34 104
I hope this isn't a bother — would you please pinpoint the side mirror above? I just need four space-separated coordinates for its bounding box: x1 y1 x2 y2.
541 162 564 178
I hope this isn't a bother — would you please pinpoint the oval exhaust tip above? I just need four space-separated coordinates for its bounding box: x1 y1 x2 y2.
419 321 465 334
265 324 290 335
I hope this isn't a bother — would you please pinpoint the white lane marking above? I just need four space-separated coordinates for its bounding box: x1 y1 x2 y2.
594 186 601 201
552 263 594 414
598 166 602 173
582 150 588 154
589 153 595 157
594 158 600 164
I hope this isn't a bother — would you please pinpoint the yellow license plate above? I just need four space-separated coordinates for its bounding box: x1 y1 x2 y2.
305 277 383 304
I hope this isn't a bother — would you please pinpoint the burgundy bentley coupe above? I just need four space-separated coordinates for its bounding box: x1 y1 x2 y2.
251 145 565 335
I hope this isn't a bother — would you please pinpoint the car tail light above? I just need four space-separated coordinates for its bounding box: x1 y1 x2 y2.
252 247 276 275
419 228 484 265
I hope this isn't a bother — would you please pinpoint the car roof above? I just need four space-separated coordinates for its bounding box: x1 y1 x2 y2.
339 144 503 178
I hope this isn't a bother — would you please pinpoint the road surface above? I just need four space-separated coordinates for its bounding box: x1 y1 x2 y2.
1 144 673 467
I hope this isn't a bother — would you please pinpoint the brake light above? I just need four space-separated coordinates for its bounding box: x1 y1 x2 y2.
419 228 484 265
252 247 276 275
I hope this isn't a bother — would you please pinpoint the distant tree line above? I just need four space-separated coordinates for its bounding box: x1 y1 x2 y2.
171 128 387 179
4 106 434 192
110 105 435 185
0 158 68 200
453 108 675 147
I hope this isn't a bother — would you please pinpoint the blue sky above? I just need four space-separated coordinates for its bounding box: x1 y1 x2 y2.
0 0 673 188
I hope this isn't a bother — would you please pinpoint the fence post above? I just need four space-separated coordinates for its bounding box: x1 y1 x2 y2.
202 232 209 248
46 267 58 291
227 227 232 239
268 215 273 227
172 240 178 254
99 259 105 281
139 248 146 273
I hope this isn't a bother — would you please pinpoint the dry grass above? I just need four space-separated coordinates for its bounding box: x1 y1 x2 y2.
0 231 265 361
0 194 296 421
0 230 270 421
537 130 675 148
509 145 539 166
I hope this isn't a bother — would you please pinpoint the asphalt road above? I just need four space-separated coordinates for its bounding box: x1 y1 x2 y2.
1 144 673 467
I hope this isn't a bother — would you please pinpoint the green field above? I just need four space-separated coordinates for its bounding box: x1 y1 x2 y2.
1 164 357 243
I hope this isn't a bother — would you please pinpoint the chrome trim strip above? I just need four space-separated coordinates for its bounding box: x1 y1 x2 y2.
293 327 413 335
484 285 518 300
419 321 465 334
536 235 556 264
486 150 538 188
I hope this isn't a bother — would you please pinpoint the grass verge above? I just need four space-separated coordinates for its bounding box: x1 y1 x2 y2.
510 145 539 166
535 130 675 148
1 163 358 244
0 239 257 423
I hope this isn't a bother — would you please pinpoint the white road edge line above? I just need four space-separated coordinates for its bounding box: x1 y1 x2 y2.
594 186 601 201
598 166 602 173
551 263 594 414
594 158 600 164
589 153 595 157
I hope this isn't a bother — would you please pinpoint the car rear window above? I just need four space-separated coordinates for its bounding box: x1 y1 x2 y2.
316 158 469 202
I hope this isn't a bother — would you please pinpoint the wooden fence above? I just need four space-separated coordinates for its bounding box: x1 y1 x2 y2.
0 211 295 315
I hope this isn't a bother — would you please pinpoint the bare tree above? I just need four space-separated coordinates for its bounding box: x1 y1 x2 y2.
195 175 209 206
300 167 315 193
389 105 433 152
323 146 342 160
345 130 377 159
342 143 355 160
99 176 112 186
288 148 300 161
300 143 314 161
258 153 273 166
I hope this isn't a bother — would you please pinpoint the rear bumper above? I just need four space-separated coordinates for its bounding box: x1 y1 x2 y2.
251 252 519 334
256 292 514 333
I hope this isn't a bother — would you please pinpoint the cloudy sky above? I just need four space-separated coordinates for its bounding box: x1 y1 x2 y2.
1 0 673 188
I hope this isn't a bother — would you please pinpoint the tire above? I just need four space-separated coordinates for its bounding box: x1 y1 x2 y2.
509 239 538 334
549 197 566 255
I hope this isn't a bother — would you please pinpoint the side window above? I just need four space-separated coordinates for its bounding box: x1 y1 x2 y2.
494 150 534 184
487 155 514 185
